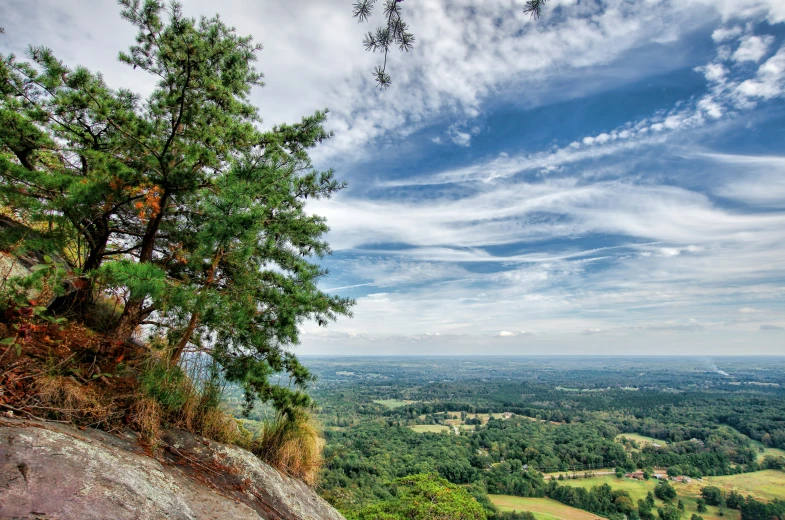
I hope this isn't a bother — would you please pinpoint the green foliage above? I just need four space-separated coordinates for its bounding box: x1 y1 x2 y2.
655 480 677 502
657 503 683 520
740 497 785 520
700 486 723 506
139 357 192 413
347 474 488 520
547 481 635 518
98 260 166 301
309 357 785 517
1 0 352 417
351 0 414 89
489 512 535 520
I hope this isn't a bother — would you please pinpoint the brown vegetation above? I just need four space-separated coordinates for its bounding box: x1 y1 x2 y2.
252 413 324 485
0 313 323 484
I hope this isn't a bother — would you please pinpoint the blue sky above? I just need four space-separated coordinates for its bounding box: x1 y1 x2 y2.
4 0 785 354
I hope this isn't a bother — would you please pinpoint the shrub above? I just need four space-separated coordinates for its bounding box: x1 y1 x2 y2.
349 474 487 520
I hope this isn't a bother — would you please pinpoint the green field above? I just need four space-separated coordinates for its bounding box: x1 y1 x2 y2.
682 470 785 502
373 399 416 409
558 471 785 520
563 476 738 520
616 433 668 447
489 496 603 520
758 447 785 462
566 475 653 502
409 425 450 433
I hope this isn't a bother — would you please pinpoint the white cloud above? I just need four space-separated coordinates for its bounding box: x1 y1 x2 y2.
495 330 534 337
5 0 785 166
732 34 774 62
702 153 785 205
734 45 785 101
5 0 785 354
712 26 743 42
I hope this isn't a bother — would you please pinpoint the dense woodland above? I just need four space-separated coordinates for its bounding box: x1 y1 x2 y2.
294 357 785 519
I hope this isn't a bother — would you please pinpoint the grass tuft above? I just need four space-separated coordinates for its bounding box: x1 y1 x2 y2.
253 413 324 485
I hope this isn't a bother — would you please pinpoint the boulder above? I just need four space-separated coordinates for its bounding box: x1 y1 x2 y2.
0 417 345 520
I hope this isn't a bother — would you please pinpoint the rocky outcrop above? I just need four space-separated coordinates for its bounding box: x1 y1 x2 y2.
0 417 345 520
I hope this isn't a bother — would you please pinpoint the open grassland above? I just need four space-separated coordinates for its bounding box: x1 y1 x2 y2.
616 433 668 446
565 476 653 502
758 446 785 461
489 496 603 520
373 399 416 409
558 472 785 520
682 470 785 502
409 425 450 433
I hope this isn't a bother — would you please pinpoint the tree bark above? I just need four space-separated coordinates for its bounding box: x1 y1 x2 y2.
107 190 170 344
170 246 223 363
48 218 110 316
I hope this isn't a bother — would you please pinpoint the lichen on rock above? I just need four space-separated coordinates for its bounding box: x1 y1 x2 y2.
0 417 345 520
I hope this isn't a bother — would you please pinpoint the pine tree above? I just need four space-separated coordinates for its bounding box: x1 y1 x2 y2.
0 0 353 416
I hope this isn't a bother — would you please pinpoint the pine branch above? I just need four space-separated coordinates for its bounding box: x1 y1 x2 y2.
353 0 548 89
353 0 413 89
523 0 549 19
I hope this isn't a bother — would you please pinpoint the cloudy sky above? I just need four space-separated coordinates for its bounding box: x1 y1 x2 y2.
4 0 785 355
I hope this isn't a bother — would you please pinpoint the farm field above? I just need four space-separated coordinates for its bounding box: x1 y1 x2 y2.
616 433 668 446
563 475 654 502
559 473 785 520
489 496 603 520
373 399 416 409
681 470 785 502
409 425 450 433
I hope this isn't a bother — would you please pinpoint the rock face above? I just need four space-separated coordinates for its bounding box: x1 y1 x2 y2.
0 418 345 520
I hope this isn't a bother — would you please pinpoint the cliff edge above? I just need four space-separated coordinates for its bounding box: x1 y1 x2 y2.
0 417 345 520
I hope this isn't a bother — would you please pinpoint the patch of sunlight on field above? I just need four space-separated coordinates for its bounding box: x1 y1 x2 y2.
489 496 603 520
562 474 757 520
616 433 668 446
757 447 785 461
681 470 785 502
565 476 654 502
373 399 415 409
409 425 450 433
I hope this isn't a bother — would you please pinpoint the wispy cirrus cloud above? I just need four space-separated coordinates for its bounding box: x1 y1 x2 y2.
4 0 785 354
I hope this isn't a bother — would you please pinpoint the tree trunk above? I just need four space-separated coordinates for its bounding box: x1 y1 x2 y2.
48 219 109 316
170 246 223 362
171 311 199 363
106 190 170 343
108 296 146 345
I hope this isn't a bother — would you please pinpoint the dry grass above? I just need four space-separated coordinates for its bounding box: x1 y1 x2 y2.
0 318 322 485
131 395 163 444
34 375 111 421
253 413 324 485
134 354 249 448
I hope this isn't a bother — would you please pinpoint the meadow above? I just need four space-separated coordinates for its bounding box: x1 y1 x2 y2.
489 496 604 520
409 425 451 433
558 471 785 520
616 433 669 447
373 399 416 409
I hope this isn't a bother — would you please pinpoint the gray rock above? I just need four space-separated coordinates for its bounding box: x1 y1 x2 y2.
0 418 345 520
